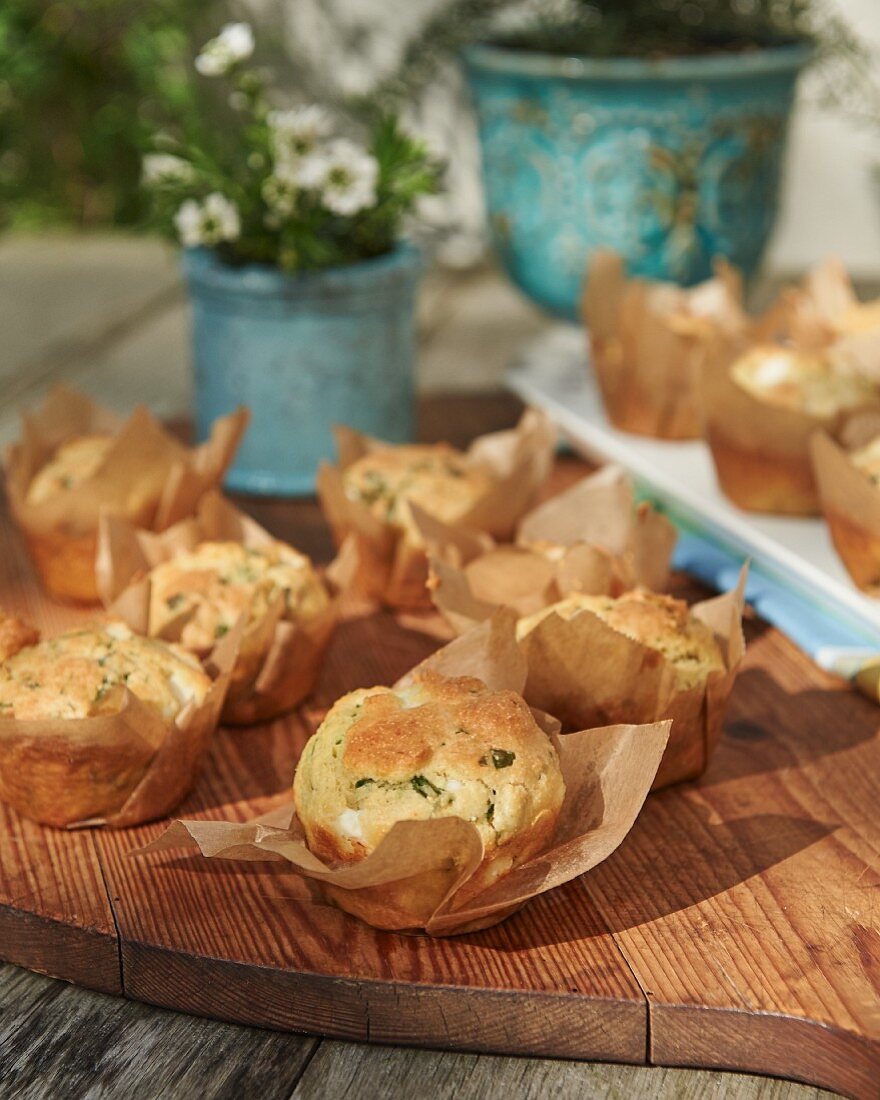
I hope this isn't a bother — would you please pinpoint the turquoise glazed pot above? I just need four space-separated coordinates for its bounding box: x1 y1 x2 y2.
464 41 811 319
183 244 420 496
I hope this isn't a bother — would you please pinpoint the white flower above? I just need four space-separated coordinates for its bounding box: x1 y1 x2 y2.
173 193 240 247
262 174 298 218
268 105 332 168
142 154 194 187
195 22 254 77
298 139 378 217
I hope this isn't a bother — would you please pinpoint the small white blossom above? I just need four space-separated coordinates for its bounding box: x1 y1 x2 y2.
268 105 332 169
174 193 240 247
195 22 254 77
142 154 194 187
262 174 298 218
298 139 378 217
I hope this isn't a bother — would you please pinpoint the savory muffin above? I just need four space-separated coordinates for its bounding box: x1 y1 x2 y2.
294 670 565 926
0 621 211 723
148 539 330 652
342 444 492 541
517 589 724 691
811 431 880 593
25 434 113 505
6 387 249 604
0 620 218 827
730 345 874 419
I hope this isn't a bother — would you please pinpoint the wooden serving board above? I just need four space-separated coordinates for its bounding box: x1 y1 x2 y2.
1 465 879 1100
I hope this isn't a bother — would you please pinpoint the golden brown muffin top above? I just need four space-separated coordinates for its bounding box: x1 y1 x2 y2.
148 539 329 652
730 345 875 419
517 589 724 691
342 444 491 537
0 621 211 722
293 670 564 863
26 434 113 505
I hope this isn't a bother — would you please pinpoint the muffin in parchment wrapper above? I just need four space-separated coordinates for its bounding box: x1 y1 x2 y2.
316 409 556 611
95 491 341 726
434 557 746 790
581 250 748 440
699 331 880 516
520 571 746 790
811 410 880 593
424 465 677 634
767 257 880 352
3 385 249 604
0 614 240 829
138 610 670 936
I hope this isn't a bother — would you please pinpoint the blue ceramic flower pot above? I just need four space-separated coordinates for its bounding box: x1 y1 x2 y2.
464 41 811 319
183 244 421 496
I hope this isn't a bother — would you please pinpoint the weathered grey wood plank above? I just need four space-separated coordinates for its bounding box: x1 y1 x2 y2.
292 1041 839 1100
0 963 318 1100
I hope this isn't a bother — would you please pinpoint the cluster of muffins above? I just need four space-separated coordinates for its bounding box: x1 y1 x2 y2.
153 424 744 933
1 387 746 936
583 253 880 589
0 387 338 826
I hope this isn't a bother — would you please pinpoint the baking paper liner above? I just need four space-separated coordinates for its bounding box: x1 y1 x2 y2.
811 414 880 593
4 385 249 603
96 491 339 725
139 610 670 936
517 568 747 789
581 250 747 440
699 331 880 516
0 620 239 829
426 465 677 633
316 409 556 610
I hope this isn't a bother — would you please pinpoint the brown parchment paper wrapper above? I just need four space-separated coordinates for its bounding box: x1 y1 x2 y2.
699 332 880 516
0 620 239 829
768 257 875 348
95 491 339 725
425 465 677 633
811 413 880 593
3 385 249 604
315 409 556 611
745 258 880 384
582 250 748 440
515 567 747 790
138 610 670 936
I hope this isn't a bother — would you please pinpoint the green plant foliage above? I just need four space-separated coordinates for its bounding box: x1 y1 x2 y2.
371 0 880 124
0 0 216 230
143 26 443 271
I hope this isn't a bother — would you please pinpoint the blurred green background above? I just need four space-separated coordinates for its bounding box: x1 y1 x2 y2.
0 0 218 230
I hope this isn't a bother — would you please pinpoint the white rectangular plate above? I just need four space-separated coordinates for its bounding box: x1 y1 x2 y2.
509 325 880 650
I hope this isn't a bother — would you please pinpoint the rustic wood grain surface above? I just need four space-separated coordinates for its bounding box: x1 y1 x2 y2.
0 965 837 1100
1 236 877 1099
1 448 877 1095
